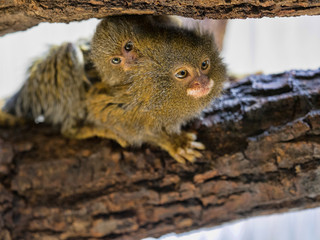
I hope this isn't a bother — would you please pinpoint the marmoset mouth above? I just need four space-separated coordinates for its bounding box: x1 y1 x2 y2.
187 79 214 99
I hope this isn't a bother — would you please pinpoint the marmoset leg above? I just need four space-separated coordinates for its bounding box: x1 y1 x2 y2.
62 126 129 148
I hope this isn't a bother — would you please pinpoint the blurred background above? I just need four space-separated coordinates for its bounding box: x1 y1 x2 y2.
0 15 320 240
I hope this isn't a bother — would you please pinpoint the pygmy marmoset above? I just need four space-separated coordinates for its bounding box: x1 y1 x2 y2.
2 15 227 163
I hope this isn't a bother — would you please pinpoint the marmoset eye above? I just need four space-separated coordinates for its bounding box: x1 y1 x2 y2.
201 59 210 70
124 41 134 51
111 57 121 64
175 70 188 79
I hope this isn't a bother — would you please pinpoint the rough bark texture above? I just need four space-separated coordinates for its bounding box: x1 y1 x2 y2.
0 69 320 240
1 0 320 36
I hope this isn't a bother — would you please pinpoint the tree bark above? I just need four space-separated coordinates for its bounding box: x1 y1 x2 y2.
0 69 319 240
1 0 320 36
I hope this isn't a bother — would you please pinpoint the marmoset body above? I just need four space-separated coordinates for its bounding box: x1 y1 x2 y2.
2 15 227 163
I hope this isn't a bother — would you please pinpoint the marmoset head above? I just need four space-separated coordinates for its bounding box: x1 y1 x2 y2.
91 15 181 86
127 22 226 119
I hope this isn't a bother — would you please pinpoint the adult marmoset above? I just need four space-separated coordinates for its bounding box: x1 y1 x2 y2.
77 15 227 163
2 15 227 163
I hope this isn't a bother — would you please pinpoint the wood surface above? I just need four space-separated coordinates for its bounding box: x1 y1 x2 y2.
1 69 320 240
1 0 320 36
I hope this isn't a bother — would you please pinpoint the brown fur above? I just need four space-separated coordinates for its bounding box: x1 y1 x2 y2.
2 15 227 163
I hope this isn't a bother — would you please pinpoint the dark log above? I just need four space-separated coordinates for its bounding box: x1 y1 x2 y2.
1 0 320 36
0 69 319 240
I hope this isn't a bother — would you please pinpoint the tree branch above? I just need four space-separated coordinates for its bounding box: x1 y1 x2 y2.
1 0 320 36
1 69 320 240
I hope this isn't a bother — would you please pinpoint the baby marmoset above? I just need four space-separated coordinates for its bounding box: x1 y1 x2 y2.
2 15 227 163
